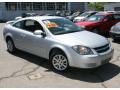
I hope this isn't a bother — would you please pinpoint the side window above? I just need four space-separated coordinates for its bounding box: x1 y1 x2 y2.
23 20 44 32
114 14 120 20
13 21 23 29
106 15 114 21
25 20 34 26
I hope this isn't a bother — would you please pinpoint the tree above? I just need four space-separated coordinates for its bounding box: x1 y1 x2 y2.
88 2 105 11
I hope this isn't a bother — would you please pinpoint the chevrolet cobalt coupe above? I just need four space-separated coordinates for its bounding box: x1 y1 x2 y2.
3 16 114 71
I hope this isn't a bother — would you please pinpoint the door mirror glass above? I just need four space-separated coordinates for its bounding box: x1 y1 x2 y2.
34 30 46 37
34 30 43 35
103 19 108 22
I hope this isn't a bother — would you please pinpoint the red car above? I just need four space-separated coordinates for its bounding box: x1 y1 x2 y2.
75 12 120 35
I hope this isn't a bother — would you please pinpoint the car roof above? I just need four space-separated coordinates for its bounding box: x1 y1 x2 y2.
85 11 98 13
95 11 115 16
17 16 63 22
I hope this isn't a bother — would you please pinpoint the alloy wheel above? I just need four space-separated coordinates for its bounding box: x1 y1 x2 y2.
52 54 68 71
7 39 15 53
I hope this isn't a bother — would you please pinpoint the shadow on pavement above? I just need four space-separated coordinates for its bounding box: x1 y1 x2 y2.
10 50 120 83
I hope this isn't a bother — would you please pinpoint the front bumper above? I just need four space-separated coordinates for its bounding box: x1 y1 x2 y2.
68 47 114 69
110 32 120 39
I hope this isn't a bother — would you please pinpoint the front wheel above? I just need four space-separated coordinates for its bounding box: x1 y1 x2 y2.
50 52 69 71
7 39 16 53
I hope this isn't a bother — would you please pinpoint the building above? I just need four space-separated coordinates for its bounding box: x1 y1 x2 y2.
0 2 87 21
104 2 120 11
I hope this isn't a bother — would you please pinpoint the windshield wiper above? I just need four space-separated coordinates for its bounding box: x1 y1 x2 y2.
54 30 81 35
66 30 80 34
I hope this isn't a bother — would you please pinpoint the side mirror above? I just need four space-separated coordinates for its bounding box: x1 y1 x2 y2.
103 19 108 22
34 30 46 37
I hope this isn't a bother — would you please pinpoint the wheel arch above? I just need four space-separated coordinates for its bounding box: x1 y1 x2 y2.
5 33 13 42
49 47 70 71
49 45 71 61
5 34 16 48
6 36 13 42
49 47 66 58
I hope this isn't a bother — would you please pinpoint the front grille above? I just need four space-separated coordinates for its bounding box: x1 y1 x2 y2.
94 44 110 53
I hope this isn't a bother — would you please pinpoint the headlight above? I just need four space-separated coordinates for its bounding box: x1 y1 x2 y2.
72 45 93 55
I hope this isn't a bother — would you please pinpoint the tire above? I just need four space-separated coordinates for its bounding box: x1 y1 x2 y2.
6 38 16 53
113 38 120 42
50 51 69 72
92 28 99 34
113 38 117 42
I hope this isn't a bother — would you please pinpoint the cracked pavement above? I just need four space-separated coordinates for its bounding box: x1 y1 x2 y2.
0 23 120 88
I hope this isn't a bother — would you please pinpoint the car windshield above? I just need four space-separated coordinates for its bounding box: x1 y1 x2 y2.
72 12 80 16
80 12 90 17
86 15 104 22
43 18 83 35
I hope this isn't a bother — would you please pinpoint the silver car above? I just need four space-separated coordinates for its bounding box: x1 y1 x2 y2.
3 16 114 71
110 22 120 41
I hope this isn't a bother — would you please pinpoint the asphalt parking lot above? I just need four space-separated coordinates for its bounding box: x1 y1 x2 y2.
0 23 120 88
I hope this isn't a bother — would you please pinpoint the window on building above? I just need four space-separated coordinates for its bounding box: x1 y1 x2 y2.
21 2 32 11
17 3 21 10
46 3 55 10
56 2 68 10
114 7 120 11
5 2 17 11
5 2 68 11
33 2 43 10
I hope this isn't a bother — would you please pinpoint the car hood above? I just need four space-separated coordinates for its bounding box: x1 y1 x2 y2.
75 21 97 26
66 16 72 19
74 16 85 20
54 31 109 48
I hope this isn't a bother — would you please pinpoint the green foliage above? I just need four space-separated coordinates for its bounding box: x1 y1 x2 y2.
88 2 104 11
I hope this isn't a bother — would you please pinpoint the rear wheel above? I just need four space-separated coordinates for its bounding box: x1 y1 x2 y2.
7 38 16 53
113 38 120 42
50 52 69 72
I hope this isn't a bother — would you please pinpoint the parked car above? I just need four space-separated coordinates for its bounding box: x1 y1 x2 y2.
55 10 71 17
110 22 120 41
14 13 38 21
21 13 38 18
73 11 98 23
66 11 81 21
42 13 55 16
55 11 61 16
15 16 22 20
3 16 114 71
75 12 120 35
